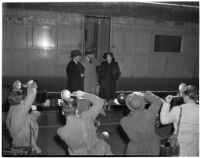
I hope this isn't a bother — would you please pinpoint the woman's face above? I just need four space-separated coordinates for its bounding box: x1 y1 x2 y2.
106 54 112 63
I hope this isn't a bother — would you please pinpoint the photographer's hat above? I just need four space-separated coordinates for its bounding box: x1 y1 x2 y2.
125 92 146 111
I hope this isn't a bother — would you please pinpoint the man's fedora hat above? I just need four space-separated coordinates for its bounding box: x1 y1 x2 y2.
125 92 146 111
70 50 82 58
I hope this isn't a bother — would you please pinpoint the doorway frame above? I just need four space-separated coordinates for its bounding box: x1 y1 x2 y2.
82 15 111 62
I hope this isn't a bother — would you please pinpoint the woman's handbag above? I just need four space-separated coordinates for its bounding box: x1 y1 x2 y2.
160 107 182 156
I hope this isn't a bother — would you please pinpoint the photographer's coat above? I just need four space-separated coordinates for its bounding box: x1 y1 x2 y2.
57 93 112 155
120 91 162 155
6 85 40 149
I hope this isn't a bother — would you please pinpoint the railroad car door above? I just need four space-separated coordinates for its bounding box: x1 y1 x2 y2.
83 16 111 65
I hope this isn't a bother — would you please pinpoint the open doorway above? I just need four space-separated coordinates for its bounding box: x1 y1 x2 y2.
83 16 111 65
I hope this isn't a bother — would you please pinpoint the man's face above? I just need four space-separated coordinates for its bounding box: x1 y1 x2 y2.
74 55 81 62
88 54 94 59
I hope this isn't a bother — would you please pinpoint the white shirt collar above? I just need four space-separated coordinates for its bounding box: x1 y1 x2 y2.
86 56 90 62
73 59 78 64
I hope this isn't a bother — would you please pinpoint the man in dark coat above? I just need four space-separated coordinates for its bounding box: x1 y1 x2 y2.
120 91 162 155
66 50 84 92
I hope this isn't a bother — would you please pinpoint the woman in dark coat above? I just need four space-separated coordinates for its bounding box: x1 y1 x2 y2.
99 52 121 110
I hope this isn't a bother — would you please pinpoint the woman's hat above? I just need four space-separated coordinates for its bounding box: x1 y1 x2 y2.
125 92 146 111
70 50 82 58
103 52 115 60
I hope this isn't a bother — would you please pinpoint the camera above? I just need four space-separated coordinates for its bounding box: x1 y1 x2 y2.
36 91 47 104
170 96 184 109
60 96 78 116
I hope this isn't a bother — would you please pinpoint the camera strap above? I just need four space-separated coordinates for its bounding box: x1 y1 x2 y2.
173 107 182 150
176 107 182 136
29 125 32 155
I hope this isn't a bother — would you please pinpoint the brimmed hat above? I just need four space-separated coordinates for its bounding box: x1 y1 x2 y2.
103 52 115 60
125 93 146 111
70 50 82 58
85 48 96 56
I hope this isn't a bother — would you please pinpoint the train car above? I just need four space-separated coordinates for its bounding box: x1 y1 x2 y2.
2 2 199 156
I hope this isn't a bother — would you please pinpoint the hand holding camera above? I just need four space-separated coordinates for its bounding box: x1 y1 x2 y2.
164 94 184 109
27 80 37 94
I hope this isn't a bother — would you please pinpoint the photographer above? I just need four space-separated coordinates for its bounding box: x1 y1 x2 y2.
57 90 112 155
6 80 41 154
160 85 199 156
120 91 163 155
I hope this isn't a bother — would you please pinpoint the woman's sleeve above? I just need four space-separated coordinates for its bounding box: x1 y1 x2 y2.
115 62 121 80
99 62 104 82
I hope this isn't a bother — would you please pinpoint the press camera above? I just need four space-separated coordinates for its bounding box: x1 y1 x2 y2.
170 96 184 109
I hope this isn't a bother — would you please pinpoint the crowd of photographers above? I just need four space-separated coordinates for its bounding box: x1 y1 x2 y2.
5 80 199 156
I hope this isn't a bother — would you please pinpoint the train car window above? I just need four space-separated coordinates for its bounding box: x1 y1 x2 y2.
32 26 55 49
154 35 182 53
